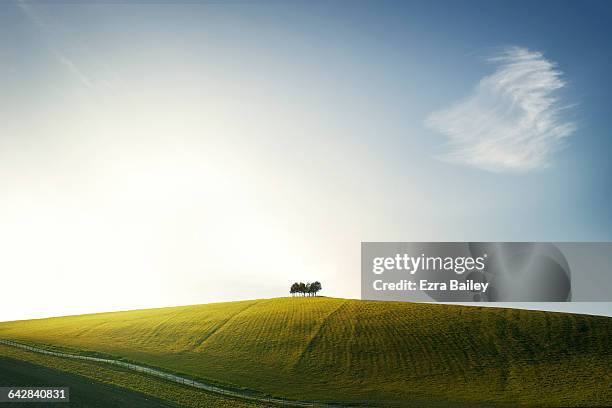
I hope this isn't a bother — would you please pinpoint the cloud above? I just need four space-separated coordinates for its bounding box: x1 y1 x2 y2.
15 0 94 89
426 47 576 173
53 51 94 88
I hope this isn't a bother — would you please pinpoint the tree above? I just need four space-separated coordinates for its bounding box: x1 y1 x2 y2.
290 282 299 297
289 281 322 297
310 281 322 296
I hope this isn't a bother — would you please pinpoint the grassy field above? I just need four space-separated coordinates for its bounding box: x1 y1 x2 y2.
0 345 264 408
0 353 177 407
0 297 610 407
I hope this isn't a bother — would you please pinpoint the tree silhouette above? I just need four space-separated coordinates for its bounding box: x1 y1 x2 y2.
298 282 307 296
310 281 322 296
289 281 322 297
290 282 299 297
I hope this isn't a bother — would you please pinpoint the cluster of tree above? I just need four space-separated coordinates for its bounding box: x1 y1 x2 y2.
290 281 322 297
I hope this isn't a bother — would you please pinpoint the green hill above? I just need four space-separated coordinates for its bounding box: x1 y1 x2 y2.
0 298 610 407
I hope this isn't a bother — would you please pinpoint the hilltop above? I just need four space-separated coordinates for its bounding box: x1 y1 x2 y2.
0 298 610 407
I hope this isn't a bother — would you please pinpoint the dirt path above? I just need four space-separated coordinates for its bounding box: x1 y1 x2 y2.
0 340 349 408
0 354 178 407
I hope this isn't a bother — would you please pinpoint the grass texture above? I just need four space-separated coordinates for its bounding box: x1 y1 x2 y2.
0 297 610 407
0 344 264 408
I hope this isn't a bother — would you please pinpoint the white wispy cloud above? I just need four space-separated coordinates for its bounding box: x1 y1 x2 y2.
52 51 95 89
15 0 95 89
426 47 576 173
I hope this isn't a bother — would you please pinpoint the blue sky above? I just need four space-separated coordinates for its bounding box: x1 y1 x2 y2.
1 0 611 320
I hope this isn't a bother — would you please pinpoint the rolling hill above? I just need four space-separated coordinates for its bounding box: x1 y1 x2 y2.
0 297 610 407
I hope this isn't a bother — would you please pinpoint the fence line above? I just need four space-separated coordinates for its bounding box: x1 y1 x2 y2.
0 339 349 408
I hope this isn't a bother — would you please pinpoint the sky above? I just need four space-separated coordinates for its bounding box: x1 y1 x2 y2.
1 0 611 321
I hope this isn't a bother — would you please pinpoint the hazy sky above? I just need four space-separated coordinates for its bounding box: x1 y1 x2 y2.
1 1 611 321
